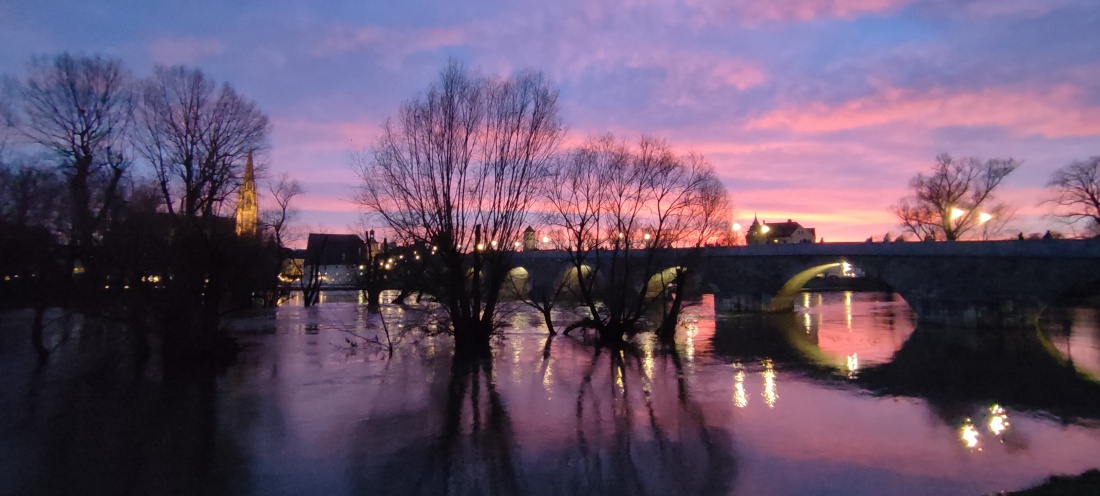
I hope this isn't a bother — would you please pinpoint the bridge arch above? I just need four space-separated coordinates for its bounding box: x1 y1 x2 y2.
645 266 685 299
502 266 530 300
766 263 843 312
559 264 598 300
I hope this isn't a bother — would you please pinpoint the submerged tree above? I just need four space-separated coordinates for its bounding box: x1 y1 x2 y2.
134 65 271 360
1047 156 1100 237
891 153 1019 241
548 135 731 345
355 61 563 357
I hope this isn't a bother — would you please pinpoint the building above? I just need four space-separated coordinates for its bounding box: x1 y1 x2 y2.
302 233 366 286
235 151 259 237
523 226 537 251
746 216 816 245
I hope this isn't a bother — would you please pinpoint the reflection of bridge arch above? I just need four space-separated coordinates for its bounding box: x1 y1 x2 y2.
859 324 1100 420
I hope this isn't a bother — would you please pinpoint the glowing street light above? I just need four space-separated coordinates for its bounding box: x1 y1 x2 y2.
732 222 742 231
979 212 992 224
541 235 550 244
490 240 498 248
950 207 966 221
760 225 770 234
643 233 652 241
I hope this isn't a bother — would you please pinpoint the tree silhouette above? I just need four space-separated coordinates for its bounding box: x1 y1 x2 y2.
355 61 563 357
891 153 1018 241
1047 156 1100 237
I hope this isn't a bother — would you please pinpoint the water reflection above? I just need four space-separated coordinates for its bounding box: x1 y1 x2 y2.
858 323 1100 421
5 292 1100 496
343 340 737 495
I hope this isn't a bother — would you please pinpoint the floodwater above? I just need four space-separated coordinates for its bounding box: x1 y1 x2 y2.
2 291 1100 495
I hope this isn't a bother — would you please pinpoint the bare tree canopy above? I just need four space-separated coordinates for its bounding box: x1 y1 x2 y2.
891 153 1019 241
0 79 16 159
137 65 270 221
261 172 304 249
1047 156 1100 237
359 62 562 250
0 162 65 229
547 134 732 342
355 61 563 353
17 53 134 251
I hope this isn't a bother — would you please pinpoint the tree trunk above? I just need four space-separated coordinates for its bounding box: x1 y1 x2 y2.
541 306 556 336
452 316 493 360
31 304 49 362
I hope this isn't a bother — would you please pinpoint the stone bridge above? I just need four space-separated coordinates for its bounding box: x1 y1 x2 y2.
511 239 1100 328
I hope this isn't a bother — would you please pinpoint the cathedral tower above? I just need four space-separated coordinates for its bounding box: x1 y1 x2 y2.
235 151 259 237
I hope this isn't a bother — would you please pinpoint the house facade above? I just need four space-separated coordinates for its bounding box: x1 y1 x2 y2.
302 233 366 286
746 216 817 245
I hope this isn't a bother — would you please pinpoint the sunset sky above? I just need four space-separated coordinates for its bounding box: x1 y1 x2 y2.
2 0 1098 241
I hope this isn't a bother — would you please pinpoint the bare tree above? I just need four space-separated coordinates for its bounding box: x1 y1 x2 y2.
260 173 303 249
891 153 1019 241
137 65 269 222
0 78 15 159
134 65 270 360
549 135 731 344
355 61 563 357
17 53 134 263
1047 156 1100 237
0 161 65 229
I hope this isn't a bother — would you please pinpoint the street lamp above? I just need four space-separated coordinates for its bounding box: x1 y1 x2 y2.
979 212 992 224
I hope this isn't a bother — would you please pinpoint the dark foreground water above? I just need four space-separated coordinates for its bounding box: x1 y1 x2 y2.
2 291 1100 495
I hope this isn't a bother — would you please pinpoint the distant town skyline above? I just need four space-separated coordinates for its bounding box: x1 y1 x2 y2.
2 0 1098 241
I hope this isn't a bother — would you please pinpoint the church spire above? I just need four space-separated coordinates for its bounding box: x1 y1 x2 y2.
235 151 258 237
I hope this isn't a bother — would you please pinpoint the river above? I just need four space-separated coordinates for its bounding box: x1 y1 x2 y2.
2 291 1100 495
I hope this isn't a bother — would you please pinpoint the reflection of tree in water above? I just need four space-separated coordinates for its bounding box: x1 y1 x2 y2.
545 342 736 496
348 355 520 495
349 342 736 495
5 316 250 495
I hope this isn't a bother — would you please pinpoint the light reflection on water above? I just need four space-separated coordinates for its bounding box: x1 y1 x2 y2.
3 291 1100 495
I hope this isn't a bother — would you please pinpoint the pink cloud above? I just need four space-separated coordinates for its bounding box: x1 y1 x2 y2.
747 85 1100 138
272 118 381 154
683 0 914 24
148 36 225 66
